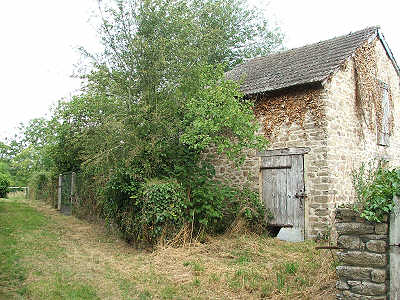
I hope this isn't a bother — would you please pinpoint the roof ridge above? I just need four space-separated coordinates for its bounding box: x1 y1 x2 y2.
227 26 382 95
240 26 379 66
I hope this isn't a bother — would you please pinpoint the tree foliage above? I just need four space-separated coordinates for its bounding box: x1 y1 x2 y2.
9 0 283 244
0 173 10 198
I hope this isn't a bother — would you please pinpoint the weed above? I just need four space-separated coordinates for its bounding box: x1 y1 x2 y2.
138 290 152 299
182 260 204 275
192 278 201 287
283 261 299 275
276 272 286 291
160 286 177 299
353 160 400 222
233 250 252 265
208 273 221 283
260 282 273 298
295 276 308 286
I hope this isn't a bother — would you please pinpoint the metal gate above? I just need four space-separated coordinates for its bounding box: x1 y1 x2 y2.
57 172 76 215
257 148 310 242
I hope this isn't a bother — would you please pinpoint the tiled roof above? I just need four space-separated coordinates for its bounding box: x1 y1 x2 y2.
226 27 379 95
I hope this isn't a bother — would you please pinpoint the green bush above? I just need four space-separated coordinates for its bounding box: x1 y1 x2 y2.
101 168 268 246
136 179 187 243
104 178 187 244
0 173 11 198
189 182 267 234
353 160 400 222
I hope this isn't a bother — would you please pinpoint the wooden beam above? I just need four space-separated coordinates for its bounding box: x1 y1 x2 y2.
257 147 311 157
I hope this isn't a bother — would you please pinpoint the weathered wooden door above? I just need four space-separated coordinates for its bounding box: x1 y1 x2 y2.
257 148 310 241
389 196 400 299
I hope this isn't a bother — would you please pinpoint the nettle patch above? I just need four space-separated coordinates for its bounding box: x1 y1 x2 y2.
354 40 394 134
253 87 325 140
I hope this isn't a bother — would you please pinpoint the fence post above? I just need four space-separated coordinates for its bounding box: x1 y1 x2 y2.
58 174 62 210
71 172 76 208
390 195 400 299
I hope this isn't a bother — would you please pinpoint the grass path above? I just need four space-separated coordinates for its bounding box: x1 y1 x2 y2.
0 197 337 299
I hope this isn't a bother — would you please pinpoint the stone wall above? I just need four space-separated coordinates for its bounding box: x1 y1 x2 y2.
335 208 389 299
210 86 330 239
211 36 400 240
324 38 400 210
206 147 260 191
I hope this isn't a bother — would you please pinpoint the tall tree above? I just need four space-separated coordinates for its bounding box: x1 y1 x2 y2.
74 0 283 173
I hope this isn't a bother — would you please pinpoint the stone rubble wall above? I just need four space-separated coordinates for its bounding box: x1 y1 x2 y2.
324 39 400 211
211 37 400 240
335 208 389 300
209 88 330 239
205 147 260 192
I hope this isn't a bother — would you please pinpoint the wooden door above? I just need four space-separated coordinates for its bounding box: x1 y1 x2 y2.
258 148 309 241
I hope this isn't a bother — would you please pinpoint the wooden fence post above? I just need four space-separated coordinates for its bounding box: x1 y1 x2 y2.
58 174 62 210
390 195 400 299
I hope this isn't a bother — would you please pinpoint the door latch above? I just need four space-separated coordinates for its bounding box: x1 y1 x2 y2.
295 190 306 208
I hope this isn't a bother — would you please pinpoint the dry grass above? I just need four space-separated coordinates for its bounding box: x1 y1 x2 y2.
1 198 337 299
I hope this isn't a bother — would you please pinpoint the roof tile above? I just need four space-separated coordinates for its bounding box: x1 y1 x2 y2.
226 27 378 95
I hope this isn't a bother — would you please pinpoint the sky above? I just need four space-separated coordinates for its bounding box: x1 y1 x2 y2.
1 0 399 140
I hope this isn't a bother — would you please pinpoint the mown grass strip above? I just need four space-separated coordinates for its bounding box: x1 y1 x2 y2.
0 199 49 298
0 197 336 299
0 198 99 299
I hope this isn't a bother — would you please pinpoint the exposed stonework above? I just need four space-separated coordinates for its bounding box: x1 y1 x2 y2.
324 39 400 215
335 208 389 300
213 35 400 240
207 147 260 191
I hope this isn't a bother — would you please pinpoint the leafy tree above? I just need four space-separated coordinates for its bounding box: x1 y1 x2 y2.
76 0 282 171
6 118 56 185
11 0 283 243
0 141 10 161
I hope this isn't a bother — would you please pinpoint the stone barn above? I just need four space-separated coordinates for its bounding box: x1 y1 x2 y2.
217 26 400 241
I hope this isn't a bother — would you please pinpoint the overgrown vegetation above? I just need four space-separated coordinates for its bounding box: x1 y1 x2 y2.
352 160 400 222
0 173 10 198
2 0 284 245
0 198 336 299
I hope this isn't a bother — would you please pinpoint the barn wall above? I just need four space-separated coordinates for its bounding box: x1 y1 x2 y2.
375 40 400 166
258 89 330 239
211 38 400 240
324 39 400 217
205 146 260 191
210 87 331 239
